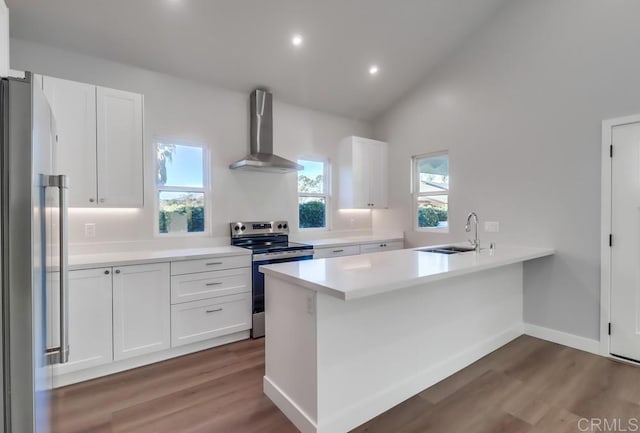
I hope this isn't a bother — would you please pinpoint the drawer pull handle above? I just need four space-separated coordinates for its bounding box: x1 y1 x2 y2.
206 308 223 313
206 262 223 266
206 282 223 286
332 249 345 253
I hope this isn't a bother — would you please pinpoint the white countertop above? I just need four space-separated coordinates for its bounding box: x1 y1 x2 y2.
68 246 251 270
65 232 403 270
260 245 554 300
299 234 404 248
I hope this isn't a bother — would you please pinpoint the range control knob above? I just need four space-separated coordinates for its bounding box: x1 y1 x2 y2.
234 226 240 231
283 223 288 229
278 224 283 229
241 225 246 231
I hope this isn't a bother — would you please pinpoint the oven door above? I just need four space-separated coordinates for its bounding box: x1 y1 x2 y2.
251 252 313 338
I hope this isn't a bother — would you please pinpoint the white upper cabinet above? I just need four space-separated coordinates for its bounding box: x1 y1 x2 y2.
42 76 144 207
96 87 144 207
339 136 388 209
43 76 98 207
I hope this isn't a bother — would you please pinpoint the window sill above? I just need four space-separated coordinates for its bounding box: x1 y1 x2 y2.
415 227 449 234
155 232 210 238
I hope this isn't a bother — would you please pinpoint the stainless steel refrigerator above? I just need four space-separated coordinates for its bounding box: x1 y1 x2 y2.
1 72 69 433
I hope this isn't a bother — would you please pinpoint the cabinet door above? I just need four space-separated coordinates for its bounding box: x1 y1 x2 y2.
49 268 113 376
351 139 373 208
171 268 251 304
313 244 361 259
359 241 404 255
96 86 144 207
42 76 98 207
171 293 251 347
113 263 170 360
368 140 388 209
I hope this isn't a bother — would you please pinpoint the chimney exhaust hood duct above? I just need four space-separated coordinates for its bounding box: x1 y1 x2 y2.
229 89 303 173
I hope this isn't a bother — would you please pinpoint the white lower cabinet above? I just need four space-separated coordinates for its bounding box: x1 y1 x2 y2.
113 262 171 361
313 240 404 259
51 268 113 375
171 293 251 347
53 254 252 386
170 257 252 347
360 241 404 255
171 255 249 275
313 244 361 259
170 267 250 304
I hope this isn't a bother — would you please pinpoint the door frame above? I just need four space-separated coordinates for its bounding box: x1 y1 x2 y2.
600 114 640 361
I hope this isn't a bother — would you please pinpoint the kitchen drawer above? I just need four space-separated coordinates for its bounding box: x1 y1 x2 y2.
171 255 250 276
314 244 361 259
171 268 250 304
171 294 251 347
359 240 404 254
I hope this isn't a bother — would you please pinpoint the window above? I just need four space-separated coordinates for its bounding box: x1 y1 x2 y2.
413 152 449 231
156 141 208 235
298 158 330 229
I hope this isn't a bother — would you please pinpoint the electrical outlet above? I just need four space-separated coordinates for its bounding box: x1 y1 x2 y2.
306 294 315 315
84 223 96 238
484 221 499 233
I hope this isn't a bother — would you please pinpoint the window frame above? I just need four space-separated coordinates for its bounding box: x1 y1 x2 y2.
154 139 211 237
297 156 331 231
412 151 449 233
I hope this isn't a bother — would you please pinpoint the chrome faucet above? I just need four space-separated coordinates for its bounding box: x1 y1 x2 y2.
465 212 480 252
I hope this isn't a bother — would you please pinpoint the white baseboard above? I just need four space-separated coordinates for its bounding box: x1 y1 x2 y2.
524 323 600 355
264 376 318 433
53 330 250 387
266 323 602 433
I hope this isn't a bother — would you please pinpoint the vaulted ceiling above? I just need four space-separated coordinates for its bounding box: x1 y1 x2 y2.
7 0 506 120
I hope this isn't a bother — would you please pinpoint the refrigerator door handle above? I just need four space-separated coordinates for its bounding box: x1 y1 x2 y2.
44 174 70 365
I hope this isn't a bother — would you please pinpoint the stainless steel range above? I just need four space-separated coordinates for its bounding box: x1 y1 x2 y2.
230 221 314 338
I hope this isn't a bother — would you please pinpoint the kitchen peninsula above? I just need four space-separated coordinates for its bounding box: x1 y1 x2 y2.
260 245 554 433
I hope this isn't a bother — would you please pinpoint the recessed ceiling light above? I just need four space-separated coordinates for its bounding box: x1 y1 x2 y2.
369 65 379 76
291 34 303 47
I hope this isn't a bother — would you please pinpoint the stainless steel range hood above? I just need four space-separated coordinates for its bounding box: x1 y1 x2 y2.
229 89 303 173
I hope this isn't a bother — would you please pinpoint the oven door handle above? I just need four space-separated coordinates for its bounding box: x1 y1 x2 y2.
252 250 315 262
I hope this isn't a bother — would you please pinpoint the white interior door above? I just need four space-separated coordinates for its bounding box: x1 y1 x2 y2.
610 121 640 362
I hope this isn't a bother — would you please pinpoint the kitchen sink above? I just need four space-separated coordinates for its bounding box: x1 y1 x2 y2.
417 245 477 254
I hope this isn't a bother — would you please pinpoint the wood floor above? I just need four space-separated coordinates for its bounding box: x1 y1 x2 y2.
52 335 640 433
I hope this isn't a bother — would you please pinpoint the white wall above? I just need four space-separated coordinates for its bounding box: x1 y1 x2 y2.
374 0 640 341
10 39 373 251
